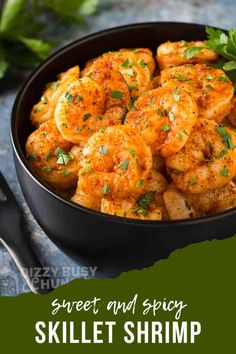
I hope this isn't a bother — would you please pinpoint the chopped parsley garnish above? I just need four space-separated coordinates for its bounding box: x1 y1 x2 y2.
111 90 124 99
119 160 130 170
205 74 214 80
183 129 189 136
176 74 187 81
218 75 230 82
181 46 204 59
121 59 130 67
54 147 71 166
33 107 41 114
51 82 59 91
173 87 180 101
173 168 182 174
162 125 171 132
41 95 47 104
205 84 213 90
86 168 94 173
28 152 36 161
83 113 92 121
62 169 70 175
176 133 183 139
169 112 175 122
99 145 108 155
220 166 229 177
129 84 137 91
45 152 51 162
65 92 74 102
218 148 228 158
125 68 134 77
101 185 111 195
56 154 70 165
98 114 103 120
130 149 136 157
136 179 144 187
100 127 105 133
164 109 169 115
157 108 164 116
188 178 196 186
76 96 83 102
138 209 148 216
54 147 65 157
180 40 187 46
137 191 154 210
216 126 234 149
139 59 147 68
42 166 52 172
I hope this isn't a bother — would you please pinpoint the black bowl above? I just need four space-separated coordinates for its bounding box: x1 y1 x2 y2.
11 22 236 276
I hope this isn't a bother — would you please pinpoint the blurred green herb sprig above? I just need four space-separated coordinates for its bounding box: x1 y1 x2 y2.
0 0 99 79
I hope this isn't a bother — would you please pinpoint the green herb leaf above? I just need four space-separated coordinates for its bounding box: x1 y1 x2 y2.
0 0 26 32
18 36 52 60
119 160 130 170
205 74 214 80
101 184 111 195
130 149 135 157
223 60 236 71
220 166 229 176
173 87 180 101
0 56 9 79
111 90 124 99
216 126 234 149
65 92 74 102
139 59 147 68
188 178 196 186
137 191 154 210
136 179 144 187
182 46 204 59
121 59 129 67
99 145 108 155
42 166 52 172
83 113 91 121
169 112 175 122
28 151 36 161
162 124 171 132
41 95 47 104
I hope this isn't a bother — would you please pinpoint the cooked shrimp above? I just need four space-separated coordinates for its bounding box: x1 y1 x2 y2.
101 169 167 220
54 77 105 145
125 85 198 157
26 119 82 189
30 66 80 127
82 51 153 100
163 183 198 220
187 181 236 214
84 63 131 116
118 48 156 74
156 41 218 69
228 96 236 127
160 64 234 123
77 125 152 199
101 196 162 220
166 119 236 193
71 189 101 211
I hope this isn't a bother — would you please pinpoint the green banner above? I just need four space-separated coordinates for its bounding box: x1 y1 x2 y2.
0 235 235 353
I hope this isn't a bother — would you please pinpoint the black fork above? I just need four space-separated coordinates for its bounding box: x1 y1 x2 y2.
0 172 52 294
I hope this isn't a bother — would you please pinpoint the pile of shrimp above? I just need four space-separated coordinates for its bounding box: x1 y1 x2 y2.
26 40 236 220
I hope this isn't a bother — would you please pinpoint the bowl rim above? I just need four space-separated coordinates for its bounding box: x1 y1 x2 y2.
11 21 236 227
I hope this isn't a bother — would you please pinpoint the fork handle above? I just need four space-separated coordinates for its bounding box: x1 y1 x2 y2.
1 230 53 295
